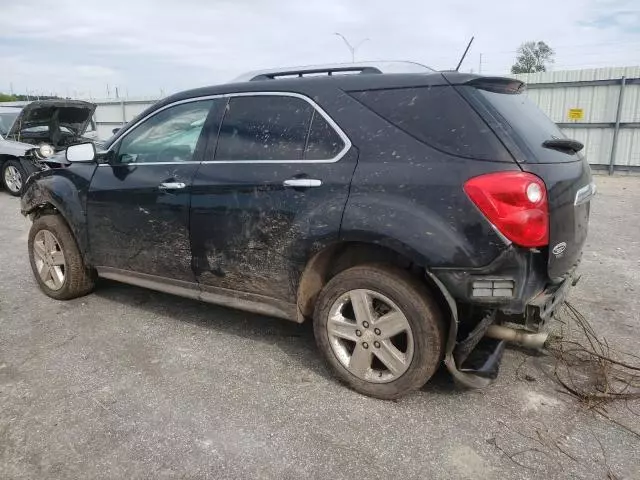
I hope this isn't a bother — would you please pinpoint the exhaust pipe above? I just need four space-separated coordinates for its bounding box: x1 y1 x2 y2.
485 325 548 349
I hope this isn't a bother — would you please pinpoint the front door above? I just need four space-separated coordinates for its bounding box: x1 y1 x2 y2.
87 98 215 282
190 93 357 303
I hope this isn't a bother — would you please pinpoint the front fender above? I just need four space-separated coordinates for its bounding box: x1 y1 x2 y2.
0 138 34 157
21 165 96 257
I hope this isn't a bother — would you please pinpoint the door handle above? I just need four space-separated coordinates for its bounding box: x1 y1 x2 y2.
158 182 186 190
283 179 322 188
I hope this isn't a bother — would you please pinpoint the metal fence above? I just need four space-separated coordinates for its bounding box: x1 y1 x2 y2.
514 67 640 172
93 98 157 140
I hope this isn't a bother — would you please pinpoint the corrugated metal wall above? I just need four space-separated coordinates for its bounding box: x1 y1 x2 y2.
514 67 640 169
93 99 157 139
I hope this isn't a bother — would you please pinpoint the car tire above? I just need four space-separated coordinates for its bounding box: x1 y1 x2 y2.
313 264 445 400
28 214 95 300
1 159 26 196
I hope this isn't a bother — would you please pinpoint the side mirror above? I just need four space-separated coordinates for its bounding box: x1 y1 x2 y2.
66 142 96 163
112 128 120 135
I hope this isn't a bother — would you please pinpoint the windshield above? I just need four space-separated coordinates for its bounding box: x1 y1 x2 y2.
0 112 19 135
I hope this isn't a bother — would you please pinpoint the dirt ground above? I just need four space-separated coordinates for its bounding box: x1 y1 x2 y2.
0 174 639 479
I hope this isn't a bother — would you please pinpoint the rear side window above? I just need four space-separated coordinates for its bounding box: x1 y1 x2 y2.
216 96 313 161
350 86 510 161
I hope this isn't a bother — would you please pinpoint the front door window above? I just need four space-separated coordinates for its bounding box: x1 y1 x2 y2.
116 100 214 164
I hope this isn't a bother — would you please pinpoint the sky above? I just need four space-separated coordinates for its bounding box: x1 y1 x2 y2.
0 0 639 99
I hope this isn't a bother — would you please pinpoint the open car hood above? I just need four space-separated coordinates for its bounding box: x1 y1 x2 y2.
6 100 96 137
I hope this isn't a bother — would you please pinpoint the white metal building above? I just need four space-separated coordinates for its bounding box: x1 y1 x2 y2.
514 67 640 172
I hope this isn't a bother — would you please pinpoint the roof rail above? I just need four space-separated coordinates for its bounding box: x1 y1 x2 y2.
231 61 435 83
250 65 382 81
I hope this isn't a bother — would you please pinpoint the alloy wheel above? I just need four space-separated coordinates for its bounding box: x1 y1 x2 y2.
33 230 66 290
327 289 414 383
4 165 22 193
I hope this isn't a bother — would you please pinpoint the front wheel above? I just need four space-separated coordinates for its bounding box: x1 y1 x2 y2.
28 215 95 300
313 264 445 400
1 159 26 196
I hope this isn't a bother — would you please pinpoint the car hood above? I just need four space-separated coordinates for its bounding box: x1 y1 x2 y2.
6 100 97 137
0 137 37 157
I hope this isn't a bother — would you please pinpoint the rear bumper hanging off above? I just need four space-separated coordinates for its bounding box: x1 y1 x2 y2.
426 267 572 388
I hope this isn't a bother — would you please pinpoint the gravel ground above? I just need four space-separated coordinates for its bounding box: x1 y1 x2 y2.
1 174 639 479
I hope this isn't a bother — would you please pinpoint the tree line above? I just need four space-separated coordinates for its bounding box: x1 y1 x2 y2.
0 93 61 102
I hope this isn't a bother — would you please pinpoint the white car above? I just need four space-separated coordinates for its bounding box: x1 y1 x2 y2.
0 100 97 196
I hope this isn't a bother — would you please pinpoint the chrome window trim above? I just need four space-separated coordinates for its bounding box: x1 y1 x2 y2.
101 161 201 166
100 91 351 166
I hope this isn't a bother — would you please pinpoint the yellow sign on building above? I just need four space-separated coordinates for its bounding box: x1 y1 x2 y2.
568 108 584 120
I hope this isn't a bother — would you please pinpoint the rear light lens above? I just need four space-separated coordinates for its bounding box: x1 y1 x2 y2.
464 172 549 248
526 183 543 203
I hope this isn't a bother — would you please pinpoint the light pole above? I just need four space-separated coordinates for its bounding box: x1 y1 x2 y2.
334 33 369 62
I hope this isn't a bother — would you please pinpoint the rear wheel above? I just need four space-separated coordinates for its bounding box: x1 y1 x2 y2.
313 264 445 400
2 159 26 196
28 215 95 300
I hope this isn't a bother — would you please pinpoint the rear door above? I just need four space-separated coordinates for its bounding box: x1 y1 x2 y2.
87 98 215 282
190 92 357 303
464 83 595 280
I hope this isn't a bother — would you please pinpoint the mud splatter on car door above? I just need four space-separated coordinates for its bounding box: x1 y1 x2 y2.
190 93 356 303
86 99 215 280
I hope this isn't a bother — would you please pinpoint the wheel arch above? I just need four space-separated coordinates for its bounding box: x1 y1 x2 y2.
296 240 452 324
0 153 38 172
0 153 18 166
22 176 89 259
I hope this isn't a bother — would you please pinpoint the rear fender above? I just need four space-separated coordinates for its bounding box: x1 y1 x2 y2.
340 193 484 268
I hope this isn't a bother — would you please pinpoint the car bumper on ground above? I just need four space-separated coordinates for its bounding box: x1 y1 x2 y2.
431 248 580 388
432 246 580 329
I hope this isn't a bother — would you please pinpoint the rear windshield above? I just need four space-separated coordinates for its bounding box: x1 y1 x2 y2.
477 89 578 163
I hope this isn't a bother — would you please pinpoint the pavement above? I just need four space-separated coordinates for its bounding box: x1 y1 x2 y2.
1 174 639 480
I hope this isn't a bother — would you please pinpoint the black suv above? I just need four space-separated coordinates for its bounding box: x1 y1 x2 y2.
21 63 595 399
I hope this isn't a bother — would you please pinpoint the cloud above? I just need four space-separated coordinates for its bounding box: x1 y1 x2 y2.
583 10 640 32
0 0 638 98
74 65 118 78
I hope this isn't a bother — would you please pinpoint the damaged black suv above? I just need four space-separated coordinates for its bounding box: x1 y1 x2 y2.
20 63 595 399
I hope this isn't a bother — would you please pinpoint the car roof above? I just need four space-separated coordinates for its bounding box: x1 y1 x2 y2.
104 67 487 149
103 70 456 149
157 70 473 110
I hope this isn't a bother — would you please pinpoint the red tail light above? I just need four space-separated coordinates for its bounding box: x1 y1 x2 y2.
464 172 549 248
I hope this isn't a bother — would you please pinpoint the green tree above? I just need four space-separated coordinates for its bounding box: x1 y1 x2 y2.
511 41 555 74
0 93 17 102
